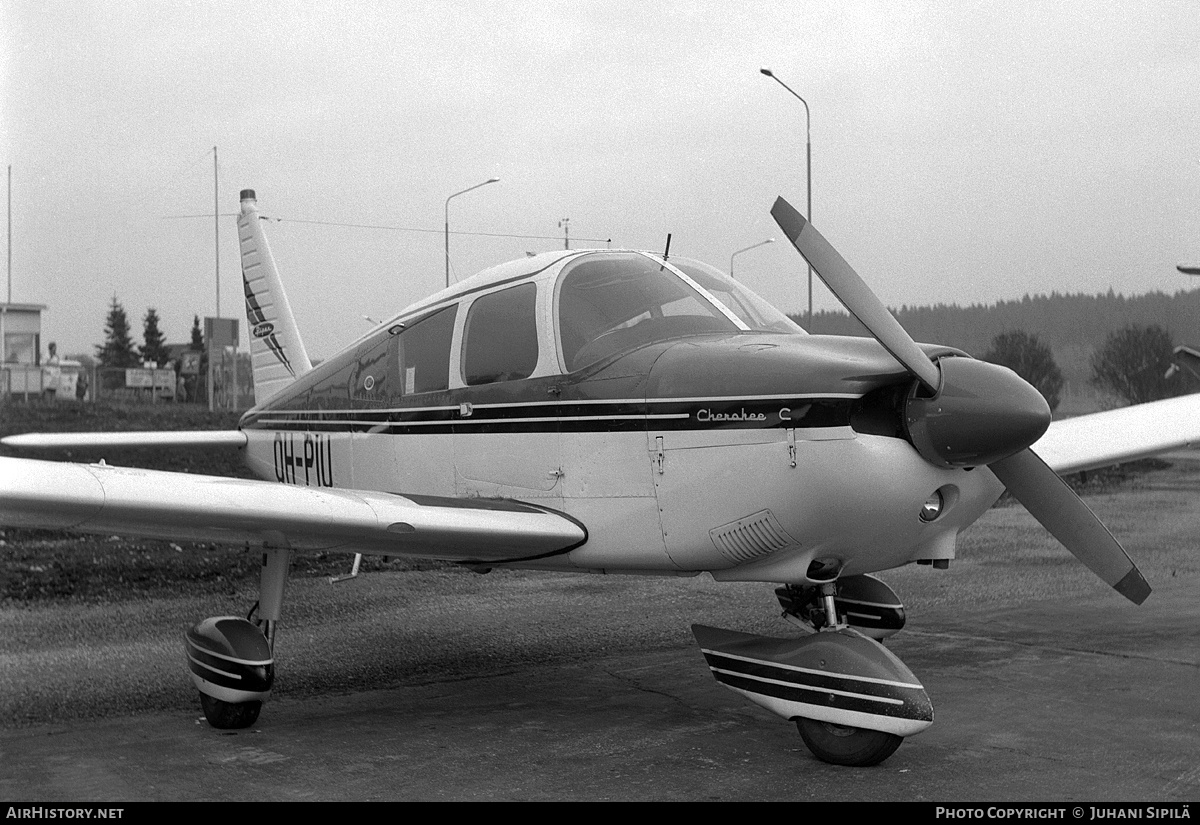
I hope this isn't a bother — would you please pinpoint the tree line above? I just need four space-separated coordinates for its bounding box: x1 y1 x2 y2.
798 287 1200 410
978 326 1189 410
94 296 204 369
804 287 1200 355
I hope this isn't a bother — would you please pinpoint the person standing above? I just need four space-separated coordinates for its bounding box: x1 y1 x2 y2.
75 367 89 402
42 342 61 403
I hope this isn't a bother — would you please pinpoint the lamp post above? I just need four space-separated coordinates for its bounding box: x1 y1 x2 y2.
445 177 499 289
1177 265 1200 275
761 67 813 329
730 238 774 280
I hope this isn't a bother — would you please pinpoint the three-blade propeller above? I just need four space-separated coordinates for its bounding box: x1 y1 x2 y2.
770 196 1150 604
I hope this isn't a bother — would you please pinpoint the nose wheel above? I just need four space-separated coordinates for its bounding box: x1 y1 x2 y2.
795 718 904 767
200 693 264 729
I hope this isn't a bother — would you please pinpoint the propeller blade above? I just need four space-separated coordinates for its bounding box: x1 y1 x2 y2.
989 448 1151 605
768 196 1147 605
770 196 941 394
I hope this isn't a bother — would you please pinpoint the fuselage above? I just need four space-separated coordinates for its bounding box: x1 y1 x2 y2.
238 250 1006 584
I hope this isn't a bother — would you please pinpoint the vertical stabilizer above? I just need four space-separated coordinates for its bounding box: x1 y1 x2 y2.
238 190 312 403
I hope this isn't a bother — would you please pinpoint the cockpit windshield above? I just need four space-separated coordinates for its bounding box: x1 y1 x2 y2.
668 258 804 335
556 252 803 372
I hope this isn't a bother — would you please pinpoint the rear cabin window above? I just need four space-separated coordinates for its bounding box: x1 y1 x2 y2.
462 283 539 385
391 305 456 396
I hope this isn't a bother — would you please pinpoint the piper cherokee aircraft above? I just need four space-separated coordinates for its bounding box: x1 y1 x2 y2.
1170 344 1200 381
4 190 1200 767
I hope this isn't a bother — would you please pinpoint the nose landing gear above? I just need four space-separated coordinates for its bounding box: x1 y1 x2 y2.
693 575 927 766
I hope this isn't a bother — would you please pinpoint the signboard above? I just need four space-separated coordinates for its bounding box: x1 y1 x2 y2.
125 368 175 391
204 317 238 349
203 317 239 410
180 350 202 375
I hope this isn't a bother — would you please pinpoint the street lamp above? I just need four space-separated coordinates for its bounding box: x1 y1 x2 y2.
761 67 813 329
730 238 774 280
445 177 500 288
1177 265 1200 275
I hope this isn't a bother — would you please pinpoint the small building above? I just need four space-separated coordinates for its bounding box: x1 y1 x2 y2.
0 302 48 397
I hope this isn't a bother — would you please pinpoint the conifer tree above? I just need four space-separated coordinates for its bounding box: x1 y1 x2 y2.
140 307 171 366
95 296 139 368
190 315 204 350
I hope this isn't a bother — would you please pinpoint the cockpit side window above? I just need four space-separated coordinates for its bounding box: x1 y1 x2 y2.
556 253 739 372
462 283 539 385
390 305 457 396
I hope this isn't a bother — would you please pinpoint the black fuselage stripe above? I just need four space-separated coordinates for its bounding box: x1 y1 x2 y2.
242 397 856 434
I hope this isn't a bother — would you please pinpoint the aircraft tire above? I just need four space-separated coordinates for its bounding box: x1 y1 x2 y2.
200 693 263 729
795 718 903 767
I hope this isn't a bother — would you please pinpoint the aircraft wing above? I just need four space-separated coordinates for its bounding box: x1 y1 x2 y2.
0 456 586 563
1032 393 1200 475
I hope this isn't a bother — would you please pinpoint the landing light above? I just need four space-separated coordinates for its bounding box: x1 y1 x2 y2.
919 491 944 522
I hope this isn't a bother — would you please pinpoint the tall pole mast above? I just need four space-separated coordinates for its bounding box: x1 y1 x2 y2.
761 68 813 329
444 177 500 289
214 146 220 317
7 165 11 303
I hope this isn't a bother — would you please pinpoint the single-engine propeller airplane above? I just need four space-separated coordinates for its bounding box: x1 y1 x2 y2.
4 190 1200 766
1170 344 1200 382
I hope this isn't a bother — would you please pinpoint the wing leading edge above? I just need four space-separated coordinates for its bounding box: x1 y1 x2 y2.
0 457 586 563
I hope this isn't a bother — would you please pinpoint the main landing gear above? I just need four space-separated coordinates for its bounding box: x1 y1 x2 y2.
184 548 290 729
693 574 930 767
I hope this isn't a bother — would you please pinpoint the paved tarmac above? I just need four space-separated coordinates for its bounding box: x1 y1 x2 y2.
3 580 1198 802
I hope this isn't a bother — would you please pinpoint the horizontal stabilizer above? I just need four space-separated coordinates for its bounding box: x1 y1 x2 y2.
1 430 247 451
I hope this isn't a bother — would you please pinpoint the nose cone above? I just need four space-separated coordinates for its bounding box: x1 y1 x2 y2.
905 357 1052 468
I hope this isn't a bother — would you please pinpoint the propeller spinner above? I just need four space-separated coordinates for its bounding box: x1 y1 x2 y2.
770 196 1151 605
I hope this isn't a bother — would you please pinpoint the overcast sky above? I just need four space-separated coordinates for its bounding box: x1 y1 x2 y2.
3 1 1199 360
